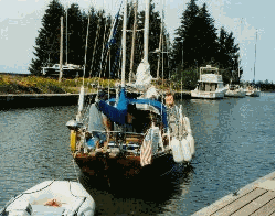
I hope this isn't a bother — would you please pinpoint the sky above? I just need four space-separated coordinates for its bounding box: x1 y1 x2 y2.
0 0 274 82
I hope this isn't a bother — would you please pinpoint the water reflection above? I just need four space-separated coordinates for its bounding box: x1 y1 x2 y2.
0 106 79 207
80 164 194 216
2 94 275 215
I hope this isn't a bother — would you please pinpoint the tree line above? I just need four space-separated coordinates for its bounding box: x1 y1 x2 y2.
29 0 170 81
171 0 242 89
29 0 242 89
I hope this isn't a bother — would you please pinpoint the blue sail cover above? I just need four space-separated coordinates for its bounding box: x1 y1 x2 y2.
103 93 168 129
98 88 128 125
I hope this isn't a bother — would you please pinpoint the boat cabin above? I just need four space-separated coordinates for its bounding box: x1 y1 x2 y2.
85 99 167 155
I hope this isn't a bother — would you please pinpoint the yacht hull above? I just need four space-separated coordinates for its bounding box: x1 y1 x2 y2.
191 90 224 99
225 90 246 98
246 90 260 97
74 150 174 178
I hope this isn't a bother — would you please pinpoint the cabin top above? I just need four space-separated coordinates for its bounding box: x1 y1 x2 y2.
200 65 220 76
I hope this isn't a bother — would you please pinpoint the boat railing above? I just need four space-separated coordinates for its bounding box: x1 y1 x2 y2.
85 129 169 153
87 130 145 143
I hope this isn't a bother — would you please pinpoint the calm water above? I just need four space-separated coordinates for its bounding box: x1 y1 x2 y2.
1 93 275 215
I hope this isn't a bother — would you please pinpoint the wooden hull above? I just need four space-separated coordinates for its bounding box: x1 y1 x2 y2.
74 150 174 178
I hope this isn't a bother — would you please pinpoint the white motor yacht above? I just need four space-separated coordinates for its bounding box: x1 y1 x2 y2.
191 65 226 99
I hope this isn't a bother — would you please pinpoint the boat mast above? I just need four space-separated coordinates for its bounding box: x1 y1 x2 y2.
66 7 68 65
121 0 127 88
157 14 163 80
129 0 138 84
59 17 63 83
144 0 149 64
161 9 164 94
83 10 90 85
238 18 243 79
254 29 257 85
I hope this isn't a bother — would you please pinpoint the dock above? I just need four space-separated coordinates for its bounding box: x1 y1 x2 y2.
0 90 192 109
192 171 275 216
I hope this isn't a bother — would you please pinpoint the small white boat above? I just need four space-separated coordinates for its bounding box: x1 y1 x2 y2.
225 84 246 98
245 86 261 97
0 181 95 216
191 65 226 99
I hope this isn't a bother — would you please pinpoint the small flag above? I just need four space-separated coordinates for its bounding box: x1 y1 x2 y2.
107 0 122 47
140 139 152 166
108 12 119 46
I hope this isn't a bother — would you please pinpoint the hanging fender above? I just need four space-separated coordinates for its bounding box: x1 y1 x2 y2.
187 133 195 156
171 138 184 163
183 117 192 134
180 138 192 162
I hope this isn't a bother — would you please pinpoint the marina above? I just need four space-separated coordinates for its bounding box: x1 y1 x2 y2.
2 92 275 215
1 0 275 215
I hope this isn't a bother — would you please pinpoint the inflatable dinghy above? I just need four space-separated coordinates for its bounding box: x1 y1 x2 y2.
0 181 95 216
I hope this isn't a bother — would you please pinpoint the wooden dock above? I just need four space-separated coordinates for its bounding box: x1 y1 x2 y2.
192 171 275 216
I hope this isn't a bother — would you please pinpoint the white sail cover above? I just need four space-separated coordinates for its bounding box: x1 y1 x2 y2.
135 59 152 90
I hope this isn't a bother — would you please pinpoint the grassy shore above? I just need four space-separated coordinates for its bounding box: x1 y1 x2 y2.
0 75 175 95
0 75 121 95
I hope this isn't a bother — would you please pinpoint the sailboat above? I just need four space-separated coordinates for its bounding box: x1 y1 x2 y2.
245 30 261 97
66 0 194 179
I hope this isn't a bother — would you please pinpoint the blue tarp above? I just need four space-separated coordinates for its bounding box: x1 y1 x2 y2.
98 88 128 125
98 88 168 129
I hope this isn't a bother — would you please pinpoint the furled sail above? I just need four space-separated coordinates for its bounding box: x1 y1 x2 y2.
135 59 152 90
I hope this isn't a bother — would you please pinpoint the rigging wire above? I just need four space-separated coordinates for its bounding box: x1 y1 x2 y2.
91 12 101 79
83 9 90 86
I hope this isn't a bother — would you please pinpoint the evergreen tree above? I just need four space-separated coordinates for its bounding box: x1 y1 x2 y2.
174 0 217 69
177 0 200 68
196 3 217 65
172 0 241 86
29 0 170 79
217 27 240 83
66 3 84 66
29 0 65 75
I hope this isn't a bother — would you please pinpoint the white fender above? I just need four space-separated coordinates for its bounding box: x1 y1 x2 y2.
183 117 192 134
171 137 184 163
181 138 192 162
187 133 195 155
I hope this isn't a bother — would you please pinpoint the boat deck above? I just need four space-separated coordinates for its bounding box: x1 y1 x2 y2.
192 171 275 216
